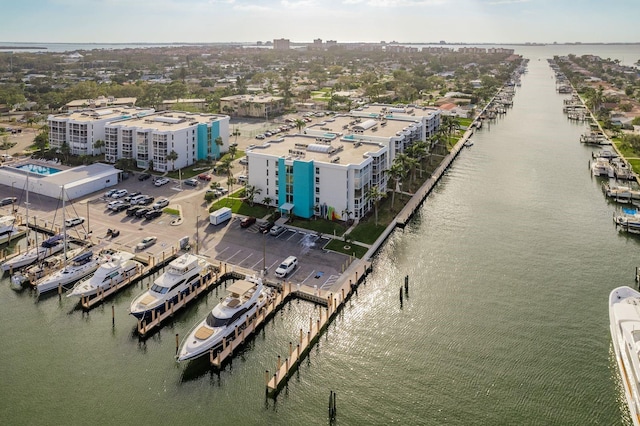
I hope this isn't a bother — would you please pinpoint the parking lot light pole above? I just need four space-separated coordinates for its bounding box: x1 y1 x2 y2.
262 231 266 275
196 215 200 255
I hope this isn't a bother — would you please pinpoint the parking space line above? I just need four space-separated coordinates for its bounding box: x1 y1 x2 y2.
301 270 315 284
251 259 264 270
239 253 253 265
224 249 242 262
268 260 279 270
285 232 297 241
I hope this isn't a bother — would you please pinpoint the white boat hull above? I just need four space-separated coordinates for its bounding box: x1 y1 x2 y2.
1 243 65 272
68 257 140 298
36 259 101 295
609 286 640 426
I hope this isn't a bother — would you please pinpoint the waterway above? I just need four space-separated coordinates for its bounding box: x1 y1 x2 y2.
1 48 638 425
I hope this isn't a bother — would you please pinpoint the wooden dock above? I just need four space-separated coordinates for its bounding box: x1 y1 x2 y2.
136 266 225 337
79 262 148 309
264 261 371 397
209 281 295 368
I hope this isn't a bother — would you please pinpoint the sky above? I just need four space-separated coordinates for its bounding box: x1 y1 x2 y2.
1 0 639 44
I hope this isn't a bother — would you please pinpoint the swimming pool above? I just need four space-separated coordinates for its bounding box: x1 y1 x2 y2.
15 163 62 175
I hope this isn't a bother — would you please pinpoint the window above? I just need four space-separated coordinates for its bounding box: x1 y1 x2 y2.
315 187 319 194
315 197 319 203
315 177 319 184
315 167 320 174
266 169 269 176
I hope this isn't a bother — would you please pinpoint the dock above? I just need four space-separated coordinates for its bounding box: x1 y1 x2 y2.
136 266 225 337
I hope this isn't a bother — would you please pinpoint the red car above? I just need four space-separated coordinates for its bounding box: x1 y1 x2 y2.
198 173 212 181
240 216 256 228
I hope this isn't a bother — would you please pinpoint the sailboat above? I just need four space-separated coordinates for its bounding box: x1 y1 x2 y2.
1 176 65 272
0 215 27 245
34 186 101 295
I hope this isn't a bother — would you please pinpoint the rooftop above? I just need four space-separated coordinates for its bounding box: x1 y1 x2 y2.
220 94 284 103
307 115 420 140
66 96 137 108
249 133 385 166
49 106 153 123
107 111 228 131
353 104 440 119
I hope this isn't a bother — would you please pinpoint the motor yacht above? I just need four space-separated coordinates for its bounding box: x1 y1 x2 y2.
35 251 102 295
609 286 640 426
177 275 271 362
1 234 65 272
68 251 141 298
129 253 210 320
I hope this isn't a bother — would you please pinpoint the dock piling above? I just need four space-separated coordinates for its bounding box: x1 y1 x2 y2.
111 305 115 327
399 287 403 307
175 333 179 355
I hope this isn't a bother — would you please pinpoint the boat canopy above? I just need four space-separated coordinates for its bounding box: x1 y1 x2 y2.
42 234 63 248
226 279 257 297
72 252 93 263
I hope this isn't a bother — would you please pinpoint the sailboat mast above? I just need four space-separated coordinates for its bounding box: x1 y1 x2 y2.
61 186 67 264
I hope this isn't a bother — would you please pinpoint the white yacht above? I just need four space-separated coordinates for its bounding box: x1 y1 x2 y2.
591 158 614 177
0 215 27 245
68 251 141 298
1 234 65 272
129 253 210 320
609 286 640 426
177 275 271 362
35 251 102 295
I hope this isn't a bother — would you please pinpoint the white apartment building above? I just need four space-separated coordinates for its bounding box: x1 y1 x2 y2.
219 94 284 119
103 111 230 172
350 104 441 143
246 133 388 221
48 107 154 157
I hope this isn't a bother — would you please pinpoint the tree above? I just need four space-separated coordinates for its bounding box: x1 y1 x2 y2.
226 176 236 204
93 139 105 156
262 196 273 208
60 141 71 164
166 150 179 171
244 185 262 206
385 162 406 210
294 119 306 133
214 136 223 160
34 129 48 154
232 128 241 144
365 185 385 226
228 144 237 160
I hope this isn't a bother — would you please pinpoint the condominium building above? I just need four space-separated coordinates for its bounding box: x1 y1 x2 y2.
64 96 137 112
48 107 154 157
219 94 284 119
246 133 388 221
273 38 290 50
103 112 230 172
349 104 441 143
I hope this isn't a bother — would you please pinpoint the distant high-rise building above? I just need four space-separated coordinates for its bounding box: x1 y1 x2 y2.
273 38 290 50
312 38 323 50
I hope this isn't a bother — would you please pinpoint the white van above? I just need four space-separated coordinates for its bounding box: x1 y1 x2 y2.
275 256 298 278
209 207 232 225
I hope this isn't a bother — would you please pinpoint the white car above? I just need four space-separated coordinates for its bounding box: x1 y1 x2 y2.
275 256 298 278
136 236 157 251
154 177 170 187
107 200 125 211
64 217 85 228
152 198 169 210
111 189 128 199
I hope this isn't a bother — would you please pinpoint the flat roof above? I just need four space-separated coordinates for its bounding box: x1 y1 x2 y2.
49 107 152 123
108 111 228 132
249 133 385 166
66 97 137 107
227 279 257 295
354 104 440 119
220 94 283 103
308 115 419 139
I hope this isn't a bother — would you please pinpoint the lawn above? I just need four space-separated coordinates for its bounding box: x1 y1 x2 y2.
629 159 640 175
288 218 347 236
324 239 369 258
209 197 271 217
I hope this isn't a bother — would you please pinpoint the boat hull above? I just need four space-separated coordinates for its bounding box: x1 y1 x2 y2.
609 286 640 426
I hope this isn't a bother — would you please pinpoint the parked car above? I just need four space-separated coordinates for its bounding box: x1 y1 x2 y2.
138 172 151 181
239 157 248 165
237 175 247 184
144 209 162 220
136 236 157 251
112 202 131 212
275 256 298 278
152 198 169 210
134 207 152 218
137 196 154 206
0 197 17 206
269 225 286 236
240 216 256 228
184 178 198 187
104 189 118 198
154 177 170 187
111 189 128 199
255 134 265 140
123 191 141 202
64 217 85 228
258 221 274 234
107 200 125 211
198 173 212 181
126 205 143 216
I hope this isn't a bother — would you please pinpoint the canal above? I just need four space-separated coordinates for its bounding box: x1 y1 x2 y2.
0 53 634 425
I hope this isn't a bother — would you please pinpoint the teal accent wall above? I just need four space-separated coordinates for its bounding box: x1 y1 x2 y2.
196 121 221 161
293 159 314 219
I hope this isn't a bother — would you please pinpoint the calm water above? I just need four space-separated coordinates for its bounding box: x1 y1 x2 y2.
1 48 638 425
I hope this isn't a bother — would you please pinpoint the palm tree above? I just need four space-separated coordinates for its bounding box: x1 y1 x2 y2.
232 128 241 144
365 185 385 226
228 144 237 160
226 176 236 203
166 150 179 171
385 162 406 210
214 136 223 160
60 141 71 164
262 196 273 208
93 139 105 156
245 185 262 206
407 141 427 178
294 119 306 134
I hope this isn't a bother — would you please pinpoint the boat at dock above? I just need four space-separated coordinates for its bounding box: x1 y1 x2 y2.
603 184 636 204
0 215 28 245
129 253 211 320
177 275 271 362
614 208 640 233
1 234 66 272
591 158 614 178
67 251 141 298
609 286 640 426
35 251 102 295
10 247 84 289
